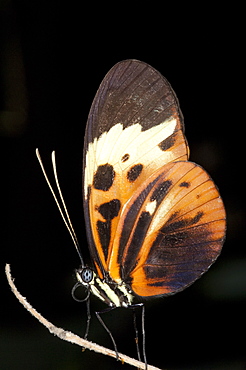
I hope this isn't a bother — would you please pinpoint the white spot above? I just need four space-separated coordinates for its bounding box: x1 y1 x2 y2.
145 200 157 215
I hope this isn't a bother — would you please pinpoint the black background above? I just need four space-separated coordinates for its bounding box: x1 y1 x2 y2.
2 2 245 369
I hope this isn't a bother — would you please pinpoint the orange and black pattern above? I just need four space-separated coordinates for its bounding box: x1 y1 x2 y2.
83 60 226 299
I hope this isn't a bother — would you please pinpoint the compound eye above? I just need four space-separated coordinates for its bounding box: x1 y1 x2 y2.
81 268 93 283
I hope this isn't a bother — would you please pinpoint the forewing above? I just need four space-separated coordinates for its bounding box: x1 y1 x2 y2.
109 161 226 297
83 60 188 278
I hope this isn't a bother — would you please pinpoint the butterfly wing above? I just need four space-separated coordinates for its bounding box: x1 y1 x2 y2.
109 160 226 296
83 60 188 279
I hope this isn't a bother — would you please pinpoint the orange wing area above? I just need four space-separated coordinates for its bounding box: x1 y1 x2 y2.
108 161 226 297
85 115 188 279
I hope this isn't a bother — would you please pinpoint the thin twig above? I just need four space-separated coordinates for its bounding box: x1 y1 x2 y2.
5 264 161 370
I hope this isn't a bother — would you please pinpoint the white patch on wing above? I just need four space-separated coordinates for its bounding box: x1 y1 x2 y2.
145 200 157 215
84 117 177 198
147 196 175 236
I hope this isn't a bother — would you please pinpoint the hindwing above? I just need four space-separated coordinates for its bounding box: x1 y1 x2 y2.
110 161 225 296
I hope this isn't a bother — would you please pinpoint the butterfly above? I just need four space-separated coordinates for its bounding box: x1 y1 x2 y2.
36 59 226 368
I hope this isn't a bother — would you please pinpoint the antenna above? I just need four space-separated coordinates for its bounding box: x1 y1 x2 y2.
36 148 84 266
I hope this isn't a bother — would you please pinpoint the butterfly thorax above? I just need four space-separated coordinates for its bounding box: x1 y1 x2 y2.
75 267 134 307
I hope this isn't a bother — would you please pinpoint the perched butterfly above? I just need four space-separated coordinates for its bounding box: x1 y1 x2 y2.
36 59 226 368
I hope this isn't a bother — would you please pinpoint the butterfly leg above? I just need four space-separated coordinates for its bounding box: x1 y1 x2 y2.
71 283 92 343
129 303 147 370
95 306 119 360
84 297 91 340
131 306 141 362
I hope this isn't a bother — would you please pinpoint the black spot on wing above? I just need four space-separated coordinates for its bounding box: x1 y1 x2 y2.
121 153 130 162
179 181 190 188
93 164 115 191
97 199 121 220
158 132 177 151
127 164 143 182
150 180 172 204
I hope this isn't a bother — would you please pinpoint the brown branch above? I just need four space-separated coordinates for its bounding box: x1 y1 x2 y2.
5 264 161 370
